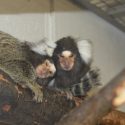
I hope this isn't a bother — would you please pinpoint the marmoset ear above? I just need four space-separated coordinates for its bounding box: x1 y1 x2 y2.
76 39 93 65
26 38 56 56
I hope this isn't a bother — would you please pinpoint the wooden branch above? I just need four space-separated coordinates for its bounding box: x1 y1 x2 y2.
0 72 76 125
56 69 125 125
1 68 125 125
100 110 125 125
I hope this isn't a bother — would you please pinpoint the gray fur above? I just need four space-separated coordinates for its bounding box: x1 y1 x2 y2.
0 31 43 102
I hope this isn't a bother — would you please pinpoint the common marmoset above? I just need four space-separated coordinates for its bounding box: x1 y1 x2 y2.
0 31 44 102
27 49 56 86
52 37 92 98
23 41 56 80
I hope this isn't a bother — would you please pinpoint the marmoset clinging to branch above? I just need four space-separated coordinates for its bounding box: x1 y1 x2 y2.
0 31 55 102
23 41 56 81
52 37 93 98
27 49 56 86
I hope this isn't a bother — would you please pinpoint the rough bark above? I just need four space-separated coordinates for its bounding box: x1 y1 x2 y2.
100 110 125 125
0 70 76 125
1 69 125 125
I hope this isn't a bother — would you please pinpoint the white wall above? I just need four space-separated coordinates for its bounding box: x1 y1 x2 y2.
0 0 125 109
0 14 45 41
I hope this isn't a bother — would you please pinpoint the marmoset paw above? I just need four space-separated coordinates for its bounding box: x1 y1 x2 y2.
33 89 43 103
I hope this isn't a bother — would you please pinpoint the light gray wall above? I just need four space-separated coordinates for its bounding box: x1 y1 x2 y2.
0 0 125 109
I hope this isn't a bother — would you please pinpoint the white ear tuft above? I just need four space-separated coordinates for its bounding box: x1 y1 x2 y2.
45 40 56 56
77 39 93 64
31 38 56 56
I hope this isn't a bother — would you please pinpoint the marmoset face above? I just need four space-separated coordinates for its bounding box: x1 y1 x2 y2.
58 50 76 71
36 59 56 78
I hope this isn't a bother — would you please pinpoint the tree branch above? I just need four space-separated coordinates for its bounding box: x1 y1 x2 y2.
0 71 76 125
100 110 125 125
1 68 125 125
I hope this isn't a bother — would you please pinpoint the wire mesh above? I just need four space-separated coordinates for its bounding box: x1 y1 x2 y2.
85 0 125 31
